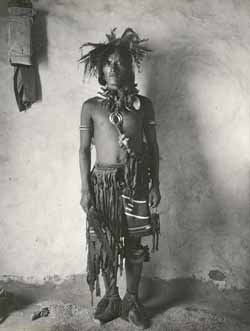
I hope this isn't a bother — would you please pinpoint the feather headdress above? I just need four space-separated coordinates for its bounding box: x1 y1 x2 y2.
79 28 151 77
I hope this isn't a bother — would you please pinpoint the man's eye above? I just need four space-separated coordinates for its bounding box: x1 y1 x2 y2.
105 60 111 65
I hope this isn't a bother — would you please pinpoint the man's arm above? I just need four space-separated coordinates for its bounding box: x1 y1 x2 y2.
79 100 93 212
143 97 161 208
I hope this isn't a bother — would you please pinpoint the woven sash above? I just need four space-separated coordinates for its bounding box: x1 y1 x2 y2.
122 194 152 237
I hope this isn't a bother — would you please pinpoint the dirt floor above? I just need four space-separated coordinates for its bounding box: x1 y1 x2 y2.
0 275 250 330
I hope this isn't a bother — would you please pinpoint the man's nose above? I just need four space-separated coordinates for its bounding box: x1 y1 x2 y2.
110 62 119 73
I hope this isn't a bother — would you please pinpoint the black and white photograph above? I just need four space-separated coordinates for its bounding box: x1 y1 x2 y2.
0 0 250 330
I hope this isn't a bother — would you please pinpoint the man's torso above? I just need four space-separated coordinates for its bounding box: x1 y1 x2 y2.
89 96 147 165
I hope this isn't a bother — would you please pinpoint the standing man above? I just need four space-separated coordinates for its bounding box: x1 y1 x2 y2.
79 28 161 329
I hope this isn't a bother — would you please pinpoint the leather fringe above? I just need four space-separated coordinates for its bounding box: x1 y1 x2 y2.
86 154 160 303
86 166 125 304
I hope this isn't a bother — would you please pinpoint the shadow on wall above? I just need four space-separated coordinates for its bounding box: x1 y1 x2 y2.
32 9 48 102
144 44 210 279
143 41 249 284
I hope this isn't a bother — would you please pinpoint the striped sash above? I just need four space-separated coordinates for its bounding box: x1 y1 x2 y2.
122 194 152 237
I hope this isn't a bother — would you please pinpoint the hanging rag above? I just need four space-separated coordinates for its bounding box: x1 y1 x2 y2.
8 0 37 111
13 65 37 111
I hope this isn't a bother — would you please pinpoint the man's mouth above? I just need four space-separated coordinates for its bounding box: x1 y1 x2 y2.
109 72 120 78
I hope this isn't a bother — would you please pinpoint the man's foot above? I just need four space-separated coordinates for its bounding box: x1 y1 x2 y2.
94 287 121 324
94 294 110 318
121 292 150 329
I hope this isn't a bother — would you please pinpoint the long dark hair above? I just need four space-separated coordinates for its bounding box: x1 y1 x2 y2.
79 28 150 85
97 45 135 86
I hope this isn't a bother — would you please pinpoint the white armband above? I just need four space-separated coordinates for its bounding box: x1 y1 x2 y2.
146 120 157 126
79 125 91 131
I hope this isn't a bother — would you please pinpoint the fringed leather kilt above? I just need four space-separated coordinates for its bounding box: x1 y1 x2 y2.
90 154 150 239
86 154 158 301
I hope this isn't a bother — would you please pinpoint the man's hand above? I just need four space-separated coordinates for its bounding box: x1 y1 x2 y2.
80 189 93 213
149 186 161 208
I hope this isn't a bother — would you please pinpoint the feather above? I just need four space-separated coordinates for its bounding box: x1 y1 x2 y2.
79 28 151 77
106 27 117 42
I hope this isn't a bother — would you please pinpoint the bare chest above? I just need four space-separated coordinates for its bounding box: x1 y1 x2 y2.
92 105 144 137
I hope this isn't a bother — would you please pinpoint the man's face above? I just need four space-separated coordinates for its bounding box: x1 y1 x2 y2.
102 50 131 90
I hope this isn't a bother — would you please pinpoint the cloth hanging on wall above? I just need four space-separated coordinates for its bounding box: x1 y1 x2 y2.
14 65 37 111
8 1 36 66
8 0 38 111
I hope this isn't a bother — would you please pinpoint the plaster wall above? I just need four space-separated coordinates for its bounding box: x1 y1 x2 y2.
0 0 249 288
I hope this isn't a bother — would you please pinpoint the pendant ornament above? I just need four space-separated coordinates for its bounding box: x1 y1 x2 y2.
98 85 140 154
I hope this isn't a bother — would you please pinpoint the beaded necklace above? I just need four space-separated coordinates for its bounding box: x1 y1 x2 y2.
98 85 141 127
98 85 141 153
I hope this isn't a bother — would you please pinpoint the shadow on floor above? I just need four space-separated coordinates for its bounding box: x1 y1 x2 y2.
140 276 250 325
1 275 250 329
0 287 34 324
140 277 195 318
